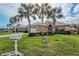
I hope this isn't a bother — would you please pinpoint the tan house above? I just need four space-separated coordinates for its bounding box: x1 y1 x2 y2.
27 21 72 33
34 25 48 33
55 22 72 31
74 24 79 32
27 23 48 33
16 21 74 33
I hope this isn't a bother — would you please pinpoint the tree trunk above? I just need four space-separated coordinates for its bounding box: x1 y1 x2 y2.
8 27 10 32
52 16 56 34
28 17 31 34
9 27 11 33
14 24 17 33
28 4 31 34
41 4 44 40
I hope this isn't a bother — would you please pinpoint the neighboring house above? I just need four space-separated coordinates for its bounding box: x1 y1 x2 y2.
0 27 8 32
16 25 27 32
11 24 27 32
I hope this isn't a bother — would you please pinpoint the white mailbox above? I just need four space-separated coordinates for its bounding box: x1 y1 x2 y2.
10 34 21 40
9 34 22 55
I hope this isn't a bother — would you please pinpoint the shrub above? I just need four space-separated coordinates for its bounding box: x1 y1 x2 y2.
55 29 70 34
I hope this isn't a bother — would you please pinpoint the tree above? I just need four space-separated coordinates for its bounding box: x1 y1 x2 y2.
35 3 51 34
46 7 63 33
32 3 52 43
18 3 37 34
7 23 12 32
9 16 19 32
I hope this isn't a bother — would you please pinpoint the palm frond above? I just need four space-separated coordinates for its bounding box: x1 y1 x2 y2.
32 15 36 20
21 3 28 10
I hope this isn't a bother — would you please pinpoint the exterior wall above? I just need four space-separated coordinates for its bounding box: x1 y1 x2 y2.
36 25 48 33
30 25 48 33
55 26 65 30
75 25 79 32
17 27 27 31
65 27 71 31
55 25 72 31
28 24 72 33
30 27 37 33
30 25 72 33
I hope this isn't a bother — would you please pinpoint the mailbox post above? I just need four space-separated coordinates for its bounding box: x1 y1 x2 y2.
15 40 18 55
10 34 21 55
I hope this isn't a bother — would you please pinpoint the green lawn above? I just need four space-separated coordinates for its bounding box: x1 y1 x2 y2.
0 34 79 56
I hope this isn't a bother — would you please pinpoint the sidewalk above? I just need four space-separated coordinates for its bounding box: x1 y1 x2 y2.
0 33 25 38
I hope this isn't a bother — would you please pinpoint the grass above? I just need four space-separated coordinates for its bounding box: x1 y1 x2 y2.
0 34 79 56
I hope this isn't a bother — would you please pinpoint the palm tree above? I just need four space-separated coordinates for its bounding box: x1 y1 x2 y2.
32 3 52 45
18 3 37 34
46 7 63 33
9 16 19 33
7 23 12 32
34 3 52 36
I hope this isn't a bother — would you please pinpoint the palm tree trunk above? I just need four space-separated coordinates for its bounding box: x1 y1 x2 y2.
28 17 31 34
9 27 11 33
52 16 56 34
14 24 17 33
28 4 31 34
41 4 44 40
8 27 10 32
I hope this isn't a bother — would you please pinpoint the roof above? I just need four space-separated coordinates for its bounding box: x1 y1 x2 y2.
55 21 67 26
32 22 47 26
26 21 72 28
17 25 27 28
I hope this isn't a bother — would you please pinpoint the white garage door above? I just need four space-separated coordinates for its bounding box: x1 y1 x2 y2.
30 28 37 33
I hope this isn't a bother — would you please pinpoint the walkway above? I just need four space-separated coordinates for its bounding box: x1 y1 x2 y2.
0 33 25 38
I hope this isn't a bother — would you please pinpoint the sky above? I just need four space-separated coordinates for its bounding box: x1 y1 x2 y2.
0 3 79 27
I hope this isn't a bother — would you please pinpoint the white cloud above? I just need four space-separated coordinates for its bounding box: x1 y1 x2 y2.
0 3 20 17
0 3 79 25
60 3 79 24
61 3 72 16
73 4 79 15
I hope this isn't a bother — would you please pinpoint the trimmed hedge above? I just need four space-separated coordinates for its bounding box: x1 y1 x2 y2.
55 29 70 34
28 32 48 37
